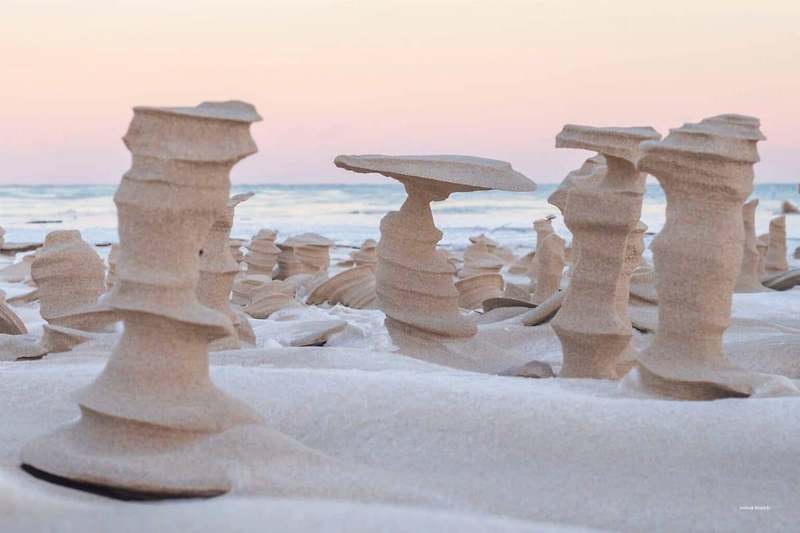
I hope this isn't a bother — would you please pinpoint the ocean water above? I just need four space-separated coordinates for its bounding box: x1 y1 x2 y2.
0 183 798 253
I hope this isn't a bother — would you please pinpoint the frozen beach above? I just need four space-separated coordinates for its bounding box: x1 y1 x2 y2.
2 267 799 533
1 180 799 531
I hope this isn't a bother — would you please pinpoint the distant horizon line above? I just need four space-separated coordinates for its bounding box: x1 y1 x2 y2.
0 180 796 188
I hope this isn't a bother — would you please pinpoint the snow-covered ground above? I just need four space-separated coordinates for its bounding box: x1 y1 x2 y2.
1 249 800 532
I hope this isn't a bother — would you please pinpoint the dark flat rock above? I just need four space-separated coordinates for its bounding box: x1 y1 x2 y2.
1 242 43 255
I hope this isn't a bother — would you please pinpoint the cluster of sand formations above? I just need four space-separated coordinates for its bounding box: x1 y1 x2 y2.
0 100 797 509
276 233 333 279
244 228 280 275
0 230 116 360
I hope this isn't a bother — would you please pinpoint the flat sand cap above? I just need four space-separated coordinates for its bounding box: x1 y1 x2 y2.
134 100 262 123
556 125 661 162
284 232 334 247
334 154 536 192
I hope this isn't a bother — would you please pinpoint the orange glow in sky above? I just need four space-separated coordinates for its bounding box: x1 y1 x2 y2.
2 0 798 184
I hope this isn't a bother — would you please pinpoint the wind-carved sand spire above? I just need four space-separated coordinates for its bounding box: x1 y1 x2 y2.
735 199 769 292
34 231 108 329
633 114 797 399
275 233 333 280
551 124 660 379
244 229 280 276
756 237 768 277
351 238 378 267
548 155 607 213
243 279 301 318
524 216 555 285
22 101 271 497
761 214 800 289
13 230 118 357
334 154 535 343
198 192 255 350
532 233 565 305
460 239 504 278
627 221 658 304
764 215 788 274
307 264 379 309
455 273 504 310
509 156 609 328
469 234 515 264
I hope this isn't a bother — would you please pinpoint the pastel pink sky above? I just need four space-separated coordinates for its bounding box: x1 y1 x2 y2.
2 0 798 184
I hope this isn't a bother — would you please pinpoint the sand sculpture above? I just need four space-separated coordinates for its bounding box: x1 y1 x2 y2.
764 215 788 274
198 192 255 350
244 229 280 276
628 222 658 304
633 114 797 399
0 230 121 359
548 155 607 213
526 216 556 284
550 124 660 379
531 233 565 305
756 237 769 277
275 233 333 280
33 231 111 329
459 239 504 278
626 222 649 272
22 100 271 496
231 274 272 306
469 234 515 264
735 199 769 292
455 273 504 310
243 279 301 319
508 251 534 275
333 154 535 343
307 265 379 309
350 238 378 267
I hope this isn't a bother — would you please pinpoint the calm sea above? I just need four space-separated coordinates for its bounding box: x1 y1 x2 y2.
0 182 797 252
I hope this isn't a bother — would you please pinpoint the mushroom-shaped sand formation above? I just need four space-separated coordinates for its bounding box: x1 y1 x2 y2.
550 124 661 379
334 154 535 345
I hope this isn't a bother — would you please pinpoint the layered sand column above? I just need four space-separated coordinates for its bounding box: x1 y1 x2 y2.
22 101 265 496
198 192 254 350
764 215 788 274
550 125 660 379
377 179 477 337
635 114 796 399
531 233 565 305
333 154 536 340
244 228 280 276
526 216 556 285
32 230 108 330
735 198 768 292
